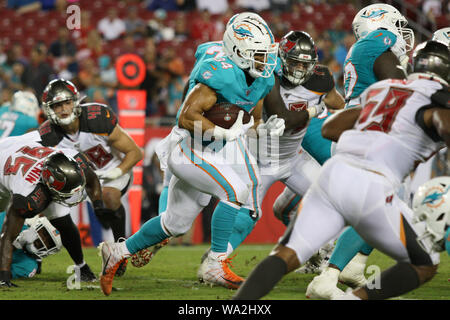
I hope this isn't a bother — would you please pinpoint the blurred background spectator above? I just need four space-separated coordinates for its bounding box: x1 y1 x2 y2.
98 7 126 41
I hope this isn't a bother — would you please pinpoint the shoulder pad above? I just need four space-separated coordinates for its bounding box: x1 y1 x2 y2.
79 103 117 135
193 58 234 90
38 121 64 147
12 184 52 219
303 65 334 93
430 87 450 109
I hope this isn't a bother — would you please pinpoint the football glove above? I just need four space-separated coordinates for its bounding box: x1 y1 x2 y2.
213 110 254 141
307 101 326 118
96 167 123 181
257 115 286 137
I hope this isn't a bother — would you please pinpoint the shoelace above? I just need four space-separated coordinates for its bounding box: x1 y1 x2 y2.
220 254 243 281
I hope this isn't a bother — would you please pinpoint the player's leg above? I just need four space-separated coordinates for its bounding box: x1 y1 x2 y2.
273 186 301 226
44 203 96 282
158 169 172 214
233 160 347 300
339 191 440 300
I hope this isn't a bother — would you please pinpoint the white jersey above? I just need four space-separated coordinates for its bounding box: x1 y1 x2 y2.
336 77 447 187
0 133 79 197
268 65 334 162
36 103 123 172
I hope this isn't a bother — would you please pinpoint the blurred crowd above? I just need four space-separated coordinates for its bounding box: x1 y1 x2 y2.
1 0 448 121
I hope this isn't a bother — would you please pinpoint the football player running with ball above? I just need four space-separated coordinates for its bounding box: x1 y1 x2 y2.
97 12 289 295
197 30 345 276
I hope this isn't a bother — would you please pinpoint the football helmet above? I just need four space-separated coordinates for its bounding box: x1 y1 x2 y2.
412 176 450 253
13 216 62 259
432 27 450 47
10 91 40 119
42 79 82 126
279 31 318 86
223 13 278 78
41 153 86 207
410 40 449 85
352 3 414 55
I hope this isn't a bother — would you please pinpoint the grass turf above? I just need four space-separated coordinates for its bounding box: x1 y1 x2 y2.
0 244 448 300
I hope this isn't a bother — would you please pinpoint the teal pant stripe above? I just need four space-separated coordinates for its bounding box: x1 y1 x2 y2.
179 140 237 202
236 138 259 212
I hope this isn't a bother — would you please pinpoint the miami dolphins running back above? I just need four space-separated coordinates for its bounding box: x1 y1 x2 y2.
98 12 287 295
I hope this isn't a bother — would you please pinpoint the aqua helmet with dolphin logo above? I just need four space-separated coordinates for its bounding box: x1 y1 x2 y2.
352 3 414 55
413 176 450 254
223 12 278 78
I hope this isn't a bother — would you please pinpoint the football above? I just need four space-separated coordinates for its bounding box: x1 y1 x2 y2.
203 102 251 129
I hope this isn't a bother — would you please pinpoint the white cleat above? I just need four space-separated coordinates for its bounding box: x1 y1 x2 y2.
98 241 129 296
198 254 243 290
295 241 334 275
306 267 345 300
339 253 368 288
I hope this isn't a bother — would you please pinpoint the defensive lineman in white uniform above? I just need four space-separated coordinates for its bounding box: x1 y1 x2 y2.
233 40 450 300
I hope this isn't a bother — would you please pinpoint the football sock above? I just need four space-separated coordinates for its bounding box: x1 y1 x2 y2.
280 195 301 226
49 215 84 265
158 186 169 214
125 215 169 255
228 207 257 252
329 227 373 271
210 200 240 254
364 262 420 300
110 204 126 241
233 255 287 300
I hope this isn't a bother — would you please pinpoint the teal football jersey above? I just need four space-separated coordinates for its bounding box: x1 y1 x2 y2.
0 107 38 138
177 41 275 124
343 29 397 105
0 212 39 279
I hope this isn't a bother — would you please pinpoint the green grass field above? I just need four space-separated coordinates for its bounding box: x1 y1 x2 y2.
0 244 448 300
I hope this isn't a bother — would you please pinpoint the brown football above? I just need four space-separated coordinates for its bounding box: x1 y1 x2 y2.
203 102 251 129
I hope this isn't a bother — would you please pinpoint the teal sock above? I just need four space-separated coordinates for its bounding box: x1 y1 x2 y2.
281 195 301 226
229 208 257 250
211 201 240 253
125 215 169 254
158 186 169 214
329 227 373 271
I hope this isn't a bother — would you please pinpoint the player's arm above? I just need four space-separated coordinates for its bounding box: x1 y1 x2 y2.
321 106 362 142
74 153 103 203
107 125 144 175
178 83 218 133
323 87 345 111
0 184 52 286
373 51 407 80
263 76 310 130
417 88 450 146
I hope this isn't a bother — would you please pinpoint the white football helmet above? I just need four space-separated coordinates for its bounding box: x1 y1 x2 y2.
10 91 40 119
223 13 278 78
352 3 414 55
432 27 450 47
412 176 450 253
13 216 62 259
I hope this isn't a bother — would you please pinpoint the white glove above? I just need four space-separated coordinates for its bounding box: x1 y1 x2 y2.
96 167 123 180
257 115 286 137
213 110 254 141
12 228 36 251
307 101 326 118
